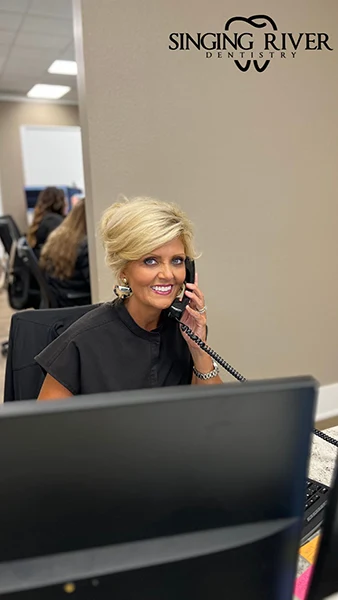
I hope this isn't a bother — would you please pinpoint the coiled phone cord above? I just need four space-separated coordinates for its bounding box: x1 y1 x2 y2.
179 321 338 449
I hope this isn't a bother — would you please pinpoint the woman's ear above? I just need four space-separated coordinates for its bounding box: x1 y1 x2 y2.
120 266 130 283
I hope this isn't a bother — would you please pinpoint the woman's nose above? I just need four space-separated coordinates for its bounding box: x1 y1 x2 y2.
158 264 173 280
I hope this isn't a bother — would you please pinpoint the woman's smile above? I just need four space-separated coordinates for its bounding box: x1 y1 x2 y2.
151 284 174 296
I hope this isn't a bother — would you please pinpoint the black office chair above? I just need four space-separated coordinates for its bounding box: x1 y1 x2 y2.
0 215 22 293
17 237 91 307
0 216 22 356
2 234 58 357
16 237 58 309
0 219 40 313
0 215 21 256
3 215 21 239
3 303 100 402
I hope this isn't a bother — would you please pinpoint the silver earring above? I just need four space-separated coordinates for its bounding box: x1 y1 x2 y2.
114 277 132 299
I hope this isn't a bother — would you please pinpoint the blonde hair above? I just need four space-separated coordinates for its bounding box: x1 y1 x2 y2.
39 198 87 279
100 196 198 281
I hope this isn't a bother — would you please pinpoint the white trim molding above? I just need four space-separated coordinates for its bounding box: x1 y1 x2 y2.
316 383 338 422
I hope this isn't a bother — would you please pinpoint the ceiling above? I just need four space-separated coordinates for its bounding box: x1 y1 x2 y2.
0 0 78 103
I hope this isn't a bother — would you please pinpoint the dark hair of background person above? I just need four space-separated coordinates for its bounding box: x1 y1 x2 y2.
27 187 66 248
39 198 87 280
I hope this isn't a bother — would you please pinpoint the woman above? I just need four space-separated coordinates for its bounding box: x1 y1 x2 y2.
36 196 222 401
39 198 91 308
27 187 66 257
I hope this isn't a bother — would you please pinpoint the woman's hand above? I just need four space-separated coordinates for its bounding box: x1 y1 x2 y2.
180 274 222 384
180 273 207 352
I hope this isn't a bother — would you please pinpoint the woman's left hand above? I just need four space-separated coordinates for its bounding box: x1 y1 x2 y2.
180 273 207 352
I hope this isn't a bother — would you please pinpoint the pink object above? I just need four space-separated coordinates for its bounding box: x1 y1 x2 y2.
294 565 314 600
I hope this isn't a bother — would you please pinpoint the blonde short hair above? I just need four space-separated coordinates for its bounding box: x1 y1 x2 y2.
100 196 197 281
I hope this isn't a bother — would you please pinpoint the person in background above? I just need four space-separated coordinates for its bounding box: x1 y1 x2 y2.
39 198 91 308
27 187 66 258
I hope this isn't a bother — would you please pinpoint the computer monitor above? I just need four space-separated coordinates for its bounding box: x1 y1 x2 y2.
307 458 338 600
0 376 316 599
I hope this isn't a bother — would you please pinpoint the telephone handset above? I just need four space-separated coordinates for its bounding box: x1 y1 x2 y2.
167 257 195 321
168 258 246 382
168 259 338 450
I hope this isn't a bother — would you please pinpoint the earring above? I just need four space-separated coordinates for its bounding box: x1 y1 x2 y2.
176 284 185 299
114 277 132 299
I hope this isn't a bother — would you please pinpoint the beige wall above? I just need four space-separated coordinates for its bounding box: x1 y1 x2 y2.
0 101 79 232
74 0 338 385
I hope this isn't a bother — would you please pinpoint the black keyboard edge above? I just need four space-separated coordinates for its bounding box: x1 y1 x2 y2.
300 477 330 546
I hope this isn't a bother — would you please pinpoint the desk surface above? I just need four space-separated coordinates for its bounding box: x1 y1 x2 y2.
308 426 338 487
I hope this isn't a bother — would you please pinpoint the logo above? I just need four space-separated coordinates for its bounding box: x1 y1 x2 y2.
168 14 333 73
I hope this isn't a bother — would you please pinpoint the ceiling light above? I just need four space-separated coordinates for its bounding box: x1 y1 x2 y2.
48 60 78 76
27 84 71 99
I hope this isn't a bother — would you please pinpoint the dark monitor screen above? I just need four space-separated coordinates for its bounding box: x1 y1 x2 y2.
0 377 316 599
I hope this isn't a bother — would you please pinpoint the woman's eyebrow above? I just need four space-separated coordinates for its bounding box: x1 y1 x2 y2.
143 253 186 259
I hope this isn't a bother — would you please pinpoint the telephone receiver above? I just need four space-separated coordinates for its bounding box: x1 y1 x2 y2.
168 259 338 450
167 257 196 321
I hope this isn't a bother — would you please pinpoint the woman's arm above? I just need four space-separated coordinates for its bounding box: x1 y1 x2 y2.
180 275 223 386
37 373 74 401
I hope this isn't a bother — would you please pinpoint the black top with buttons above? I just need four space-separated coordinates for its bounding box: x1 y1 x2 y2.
35 300 193 396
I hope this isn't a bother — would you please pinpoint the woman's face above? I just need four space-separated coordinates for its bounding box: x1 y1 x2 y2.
123 237 186 311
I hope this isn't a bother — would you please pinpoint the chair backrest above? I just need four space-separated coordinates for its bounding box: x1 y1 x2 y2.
0 216 20 255
3 303 100 402
5 215 21 239
16 237 58 309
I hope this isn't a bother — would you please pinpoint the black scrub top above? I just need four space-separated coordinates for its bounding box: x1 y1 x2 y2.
35 300 193 396
34 213 64 258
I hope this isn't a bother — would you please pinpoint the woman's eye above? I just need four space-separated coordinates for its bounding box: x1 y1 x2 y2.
143 257 185 266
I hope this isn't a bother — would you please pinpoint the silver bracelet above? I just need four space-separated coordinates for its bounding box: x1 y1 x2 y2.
193 360 220 380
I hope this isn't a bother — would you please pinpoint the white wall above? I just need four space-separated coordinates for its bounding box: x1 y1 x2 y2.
0 101 79 231
20 125 85 191
75 0 338 385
